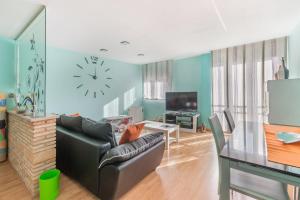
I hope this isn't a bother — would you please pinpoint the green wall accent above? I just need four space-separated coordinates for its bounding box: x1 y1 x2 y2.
289 22 300 78
143 99 165 120
46 46 143 120
0 36 16 93
199 53 212 127
143 53 212 127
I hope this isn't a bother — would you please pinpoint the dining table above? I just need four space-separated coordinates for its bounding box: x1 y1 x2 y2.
219 121 300 200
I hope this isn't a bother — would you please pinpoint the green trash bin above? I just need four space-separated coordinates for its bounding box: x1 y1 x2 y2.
39 169 61 200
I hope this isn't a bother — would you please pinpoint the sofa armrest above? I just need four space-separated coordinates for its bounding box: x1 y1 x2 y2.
98 140 165 200
56 126 111 194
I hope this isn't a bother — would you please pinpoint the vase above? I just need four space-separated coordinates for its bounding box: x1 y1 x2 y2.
281 57 289 79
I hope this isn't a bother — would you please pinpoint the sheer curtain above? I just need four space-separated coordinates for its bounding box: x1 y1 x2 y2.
143 60 172 99
212 37 287 129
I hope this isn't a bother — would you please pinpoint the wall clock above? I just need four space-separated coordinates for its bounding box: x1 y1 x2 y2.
74 56 112 98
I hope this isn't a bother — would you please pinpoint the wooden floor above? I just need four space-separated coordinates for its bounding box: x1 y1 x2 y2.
0 131 280 200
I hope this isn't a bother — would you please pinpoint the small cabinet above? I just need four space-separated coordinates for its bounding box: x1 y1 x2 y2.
164 112 200 133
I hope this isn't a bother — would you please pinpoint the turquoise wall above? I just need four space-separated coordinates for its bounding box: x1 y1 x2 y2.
46 47 143 120
289 22 300 78
143 99 165 120
199 53 212 127
143 53 212 127
0 36 16 93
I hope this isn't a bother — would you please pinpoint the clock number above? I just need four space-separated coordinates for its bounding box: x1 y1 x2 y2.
85 57 89 64
76 84 83 89
105 84 110 88
76 64 83 69
94 92 96 98
85 89 89 96
73 75 81 77
101 61 104 66
100 90 104 95
105 68 110 72
91 56 98 64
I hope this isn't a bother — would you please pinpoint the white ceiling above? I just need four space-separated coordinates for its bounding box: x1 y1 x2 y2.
2 0 300 64
0 0 43 39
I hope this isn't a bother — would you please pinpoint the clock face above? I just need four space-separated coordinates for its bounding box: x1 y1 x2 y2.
74 56 112 98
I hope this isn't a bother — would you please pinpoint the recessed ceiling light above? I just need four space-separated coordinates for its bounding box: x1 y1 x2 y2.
137 53 144 56
99 48 108 52
120 41 130 45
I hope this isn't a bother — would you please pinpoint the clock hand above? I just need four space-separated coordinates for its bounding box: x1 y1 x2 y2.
94 67 97 78
88 73 97 80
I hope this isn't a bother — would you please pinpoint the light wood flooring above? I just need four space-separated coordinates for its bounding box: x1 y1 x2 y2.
0 131 287 200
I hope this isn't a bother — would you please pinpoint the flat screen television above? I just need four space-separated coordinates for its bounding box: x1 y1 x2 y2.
166 92 197 112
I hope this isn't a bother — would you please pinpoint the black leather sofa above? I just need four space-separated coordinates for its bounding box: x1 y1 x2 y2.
56 116 165 200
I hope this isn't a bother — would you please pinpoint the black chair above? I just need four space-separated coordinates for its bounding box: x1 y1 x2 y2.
209 114 289 200
224 109 235 133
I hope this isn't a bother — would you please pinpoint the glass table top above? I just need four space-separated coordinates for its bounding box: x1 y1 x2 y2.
220 121 300 177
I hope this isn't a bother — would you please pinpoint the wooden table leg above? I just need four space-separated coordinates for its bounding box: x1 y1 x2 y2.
165 131 170 150
220 157 230 200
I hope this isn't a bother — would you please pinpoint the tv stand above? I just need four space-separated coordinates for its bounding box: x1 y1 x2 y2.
163 112 200 133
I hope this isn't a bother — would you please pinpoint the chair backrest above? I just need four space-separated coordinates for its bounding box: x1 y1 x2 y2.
209 114 225 155
224 108 235 133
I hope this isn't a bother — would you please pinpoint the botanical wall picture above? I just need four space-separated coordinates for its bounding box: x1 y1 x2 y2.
17 9 46 116
25 33 45 113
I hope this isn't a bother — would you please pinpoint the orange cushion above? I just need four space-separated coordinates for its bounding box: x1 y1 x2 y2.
119 123 145 145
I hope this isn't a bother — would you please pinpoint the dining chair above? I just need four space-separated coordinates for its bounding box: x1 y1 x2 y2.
224 109 235 133
209 114 290 200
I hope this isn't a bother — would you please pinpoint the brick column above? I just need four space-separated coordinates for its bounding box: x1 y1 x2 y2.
8 111 57 196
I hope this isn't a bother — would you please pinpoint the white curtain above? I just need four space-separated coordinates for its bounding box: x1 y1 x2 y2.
212 37 287 129
143 60 172 99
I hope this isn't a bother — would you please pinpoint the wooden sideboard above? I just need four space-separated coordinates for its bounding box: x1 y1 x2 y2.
8 111 57 196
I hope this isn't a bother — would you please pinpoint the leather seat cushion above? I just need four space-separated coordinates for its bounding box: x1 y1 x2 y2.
82 118 117 147
99 132 164 169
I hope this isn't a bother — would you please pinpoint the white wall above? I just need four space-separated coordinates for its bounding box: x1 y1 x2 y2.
289 22 300 78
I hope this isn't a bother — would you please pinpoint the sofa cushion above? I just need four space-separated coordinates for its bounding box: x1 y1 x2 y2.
56 113 81 126
60 115 83 132
98 132 164 169
119 123 145 145
82 118 117 147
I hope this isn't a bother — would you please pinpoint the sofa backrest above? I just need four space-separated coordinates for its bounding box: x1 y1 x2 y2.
56 115 117 147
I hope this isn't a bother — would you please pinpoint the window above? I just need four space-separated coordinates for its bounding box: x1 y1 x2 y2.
212 37 287 129
143 60 172 100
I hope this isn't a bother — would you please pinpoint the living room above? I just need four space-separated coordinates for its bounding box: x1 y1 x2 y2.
1 0 300 200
